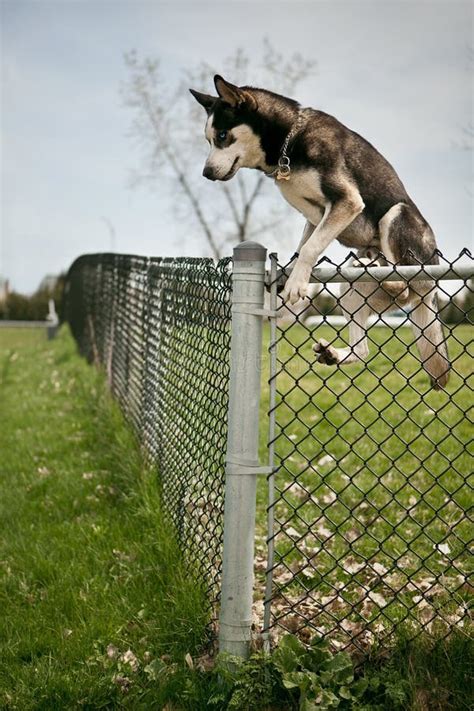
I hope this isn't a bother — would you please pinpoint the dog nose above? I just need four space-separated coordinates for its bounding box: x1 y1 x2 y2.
203 166 216 181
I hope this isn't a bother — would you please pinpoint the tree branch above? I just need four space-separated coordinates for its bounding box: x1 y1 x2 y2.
238 174 266 241
124 42 315 256
221 184 243 233
130 73 222 259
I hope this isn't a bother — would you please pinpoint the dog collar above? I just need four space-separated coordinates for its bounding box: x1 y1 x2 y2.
268 109 309 181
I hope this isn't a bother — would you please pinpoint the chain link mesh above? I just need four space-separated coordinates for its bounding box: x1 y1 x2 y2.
63 248 472 656
264 250 473 657
64 253 232 604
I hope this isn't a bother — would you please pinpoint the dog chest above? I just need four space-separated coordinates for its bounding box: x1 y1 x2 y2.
275 168 328 224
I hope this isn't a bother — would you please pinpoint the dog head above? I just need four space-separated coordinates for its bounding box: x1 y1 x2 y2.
190 75 266 181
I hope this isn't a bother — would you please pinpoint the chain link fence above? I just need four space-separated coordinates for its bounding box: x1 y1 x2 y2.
63 247 473 659
262 250 473 656
64 252 232 604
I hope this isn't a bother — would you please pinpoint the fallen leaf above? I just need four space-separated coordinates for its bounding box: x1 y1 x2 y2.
315 523 332 539
107 644 119 659
321 491 337 504
343 559 365 575
317 454 334 467
113 675 131 693
120 649 139 672
184 653 193 669
287 482 308 500
372 562 388 576
195 653 215 672
367 591 388 607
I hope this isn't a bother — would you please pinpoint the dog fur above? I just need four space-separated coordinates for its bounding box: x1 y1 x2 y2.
190 75 450 389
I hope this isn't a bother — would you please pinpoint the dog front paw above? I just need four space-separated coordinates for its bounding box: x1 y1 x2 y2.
281 281 309 304
280 263 312 304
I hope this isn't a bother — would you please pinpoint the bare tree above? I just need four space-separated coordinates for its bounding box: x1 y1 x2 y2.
122 41 316 258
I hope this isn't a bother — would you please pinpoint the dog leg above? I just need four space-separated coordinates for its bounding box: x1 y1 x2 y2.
379 204 410 301
296 220 316 253
379 202 450 388
276 221 316 294
281 186 365 304
313 279 392 366
409 292 450 389
313 282 371 366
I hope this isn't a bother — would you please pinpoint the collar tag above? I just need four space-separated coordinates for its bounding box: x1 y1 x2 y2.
275 155 291 181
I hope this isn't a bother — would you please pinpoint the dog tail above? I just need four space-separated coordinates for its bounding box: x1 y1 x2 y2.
409 292 450 390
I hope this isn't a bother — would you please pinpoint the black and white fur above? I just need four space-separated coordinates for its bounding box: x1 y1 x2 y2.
190 75 450 389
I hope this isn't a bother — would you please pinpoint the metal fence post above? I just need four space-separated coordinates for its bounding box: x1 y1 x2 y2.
219 241 267 659
46 299 59 340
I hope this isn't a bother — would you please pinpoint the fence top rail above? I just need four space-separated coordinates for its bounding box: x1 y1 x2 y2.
270 260 474 287
309 262 474 284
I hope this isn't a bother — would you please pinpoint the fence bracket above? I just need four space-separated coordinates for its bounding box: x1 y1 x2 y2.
226 454 274 476
232 305 278 319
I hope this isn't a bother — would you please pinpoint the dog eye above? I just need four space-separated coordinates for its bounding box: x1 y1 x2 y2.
217 130 227 140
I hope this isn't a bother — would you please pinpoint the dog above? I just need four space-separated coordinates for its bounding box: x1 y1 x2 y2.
190 75 450 389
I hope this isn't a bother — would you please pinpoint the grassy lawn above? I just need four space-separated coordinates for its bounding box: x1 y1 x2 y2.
0 324 472 709
256 322 472 650
0 327 210 709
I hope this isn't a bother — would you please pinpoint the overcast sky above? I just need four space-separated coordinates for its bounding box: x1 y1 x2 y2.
1 0 473 293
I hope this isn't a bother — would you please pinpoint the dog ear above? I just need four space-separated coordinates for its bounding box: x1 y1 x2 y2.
214 75 257 110
189 89 216 115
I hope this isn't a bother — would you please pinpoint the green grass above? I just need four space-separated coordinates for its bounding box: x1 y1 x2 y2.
0 327 210 709
255 322 473 647
0 324 472 710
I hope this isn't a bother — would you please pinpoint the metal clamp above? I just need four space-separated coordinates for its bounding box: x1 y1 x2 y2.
232 305 278 318
226 454 274 477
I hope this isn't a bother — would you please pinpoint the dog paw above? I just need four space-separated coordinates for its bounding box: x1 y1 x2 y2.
281 282 309 304
313 338 340 365
280 264 311 304
352 257 371 267
352 253 381 268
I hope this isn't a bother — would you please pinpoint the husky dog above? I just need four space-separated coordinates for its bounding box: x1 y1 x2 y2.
190 75 450 389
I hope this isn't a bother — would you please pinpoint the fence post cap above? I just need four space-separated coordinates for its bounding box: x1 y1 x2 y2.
233 241 267 262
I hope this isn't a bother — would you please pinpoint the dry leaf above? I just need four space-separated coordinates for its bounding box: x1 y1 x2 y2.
184 653 194 669
367 591 388 607
315 523 332 539
107 644 119 659
113 675 132 693
343 559 365 575
120 649 139 672
317 454 334 467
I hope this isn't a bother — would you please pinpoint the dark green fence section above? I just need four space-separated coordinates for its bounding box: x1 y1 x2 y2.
64 253 232 603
